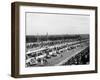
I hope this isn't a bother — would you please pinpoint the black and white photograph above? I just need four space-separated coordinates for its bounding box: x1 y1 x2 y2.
25 12 90 67
11 2 97 77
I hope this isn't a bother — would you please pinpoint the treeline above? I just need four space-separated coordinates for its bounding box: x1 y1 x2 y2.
26 34 89 43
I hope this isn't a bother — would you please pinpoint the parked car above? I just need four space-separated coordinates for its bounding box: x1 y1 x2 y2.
26 57 38 67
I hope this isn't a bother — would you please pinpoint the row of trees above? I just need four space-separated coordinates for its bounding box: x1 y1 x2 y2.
26 34 88 43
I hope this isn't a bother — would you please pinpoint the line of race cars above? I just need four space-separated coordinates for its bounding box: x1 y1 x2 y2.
26 39 89 67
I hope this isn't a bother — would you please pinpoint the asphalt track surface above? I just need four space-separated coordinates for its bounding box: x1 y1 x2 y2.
31 42 89 67
45 44 88 66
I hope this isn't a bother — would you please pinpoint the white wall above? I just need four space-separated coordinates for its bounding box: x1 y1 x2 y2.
0 0 100 80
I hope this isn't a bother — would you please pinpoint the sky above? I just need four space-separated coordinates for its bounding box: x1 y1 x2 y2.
26 12 90 35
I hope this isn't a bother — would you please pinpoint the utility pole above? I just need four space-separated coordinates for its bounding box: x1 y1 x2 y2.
37 33 39 42
46 32 48 41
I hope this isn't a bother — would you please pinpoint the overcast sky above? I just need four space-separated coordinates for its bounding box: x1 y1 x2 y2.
26 12 90 35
